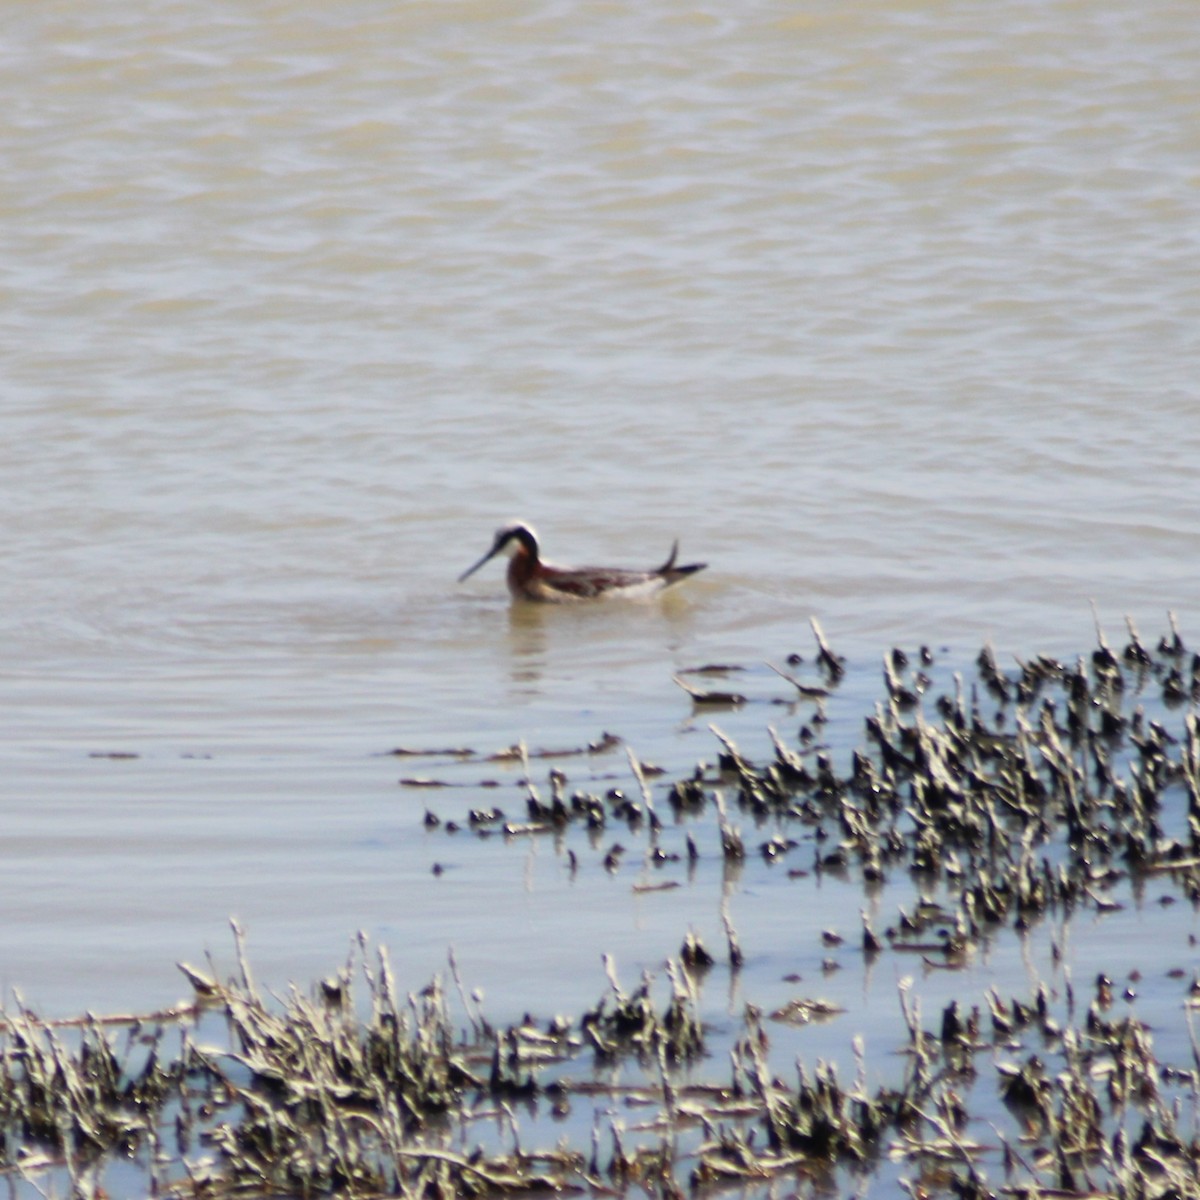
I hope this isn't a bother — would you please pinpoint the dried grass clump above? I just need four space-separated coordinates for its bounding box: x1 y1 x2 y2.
183 931 709 1198
191 936 480 1195
0 1001 183 1190
582 955 704 1066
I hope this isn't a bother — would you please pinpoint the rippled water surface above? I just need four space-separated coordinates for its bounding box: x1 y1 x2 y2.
2 0 1199 1089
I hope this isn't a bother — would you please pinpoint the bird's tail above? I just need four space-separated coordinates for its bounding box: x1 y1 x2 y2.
658 540 707 583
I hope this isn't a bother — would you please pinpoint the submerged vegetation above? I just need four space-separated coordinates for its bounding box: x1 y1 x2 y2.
6 618 1200 1197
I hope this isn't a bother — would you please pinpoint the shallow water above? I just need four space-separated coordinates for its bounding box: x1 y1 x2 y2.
1 1 1199 1148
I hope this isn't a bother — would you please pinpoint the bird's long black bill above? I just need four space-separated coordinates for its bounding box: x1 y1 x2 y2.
458 545 499 582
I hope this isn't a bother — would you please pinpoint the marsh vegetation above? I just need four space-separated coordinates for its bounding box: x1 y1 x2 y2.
5 618 1200 1197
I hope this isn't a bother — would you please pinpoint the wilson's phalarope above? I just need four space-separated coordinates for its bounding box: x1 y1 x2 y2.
458 522 707 602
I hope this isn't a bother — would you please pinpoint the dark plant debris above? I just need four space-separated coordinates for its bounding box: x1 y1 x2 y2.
435 616 1200 952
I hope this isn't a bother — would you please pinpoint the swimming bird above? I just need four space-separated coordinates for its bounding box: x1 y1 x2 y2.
458 522 707 602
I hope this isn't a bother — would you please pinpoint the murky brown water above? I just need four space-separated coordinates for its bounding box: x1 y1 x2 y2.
2 0 1198 1114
